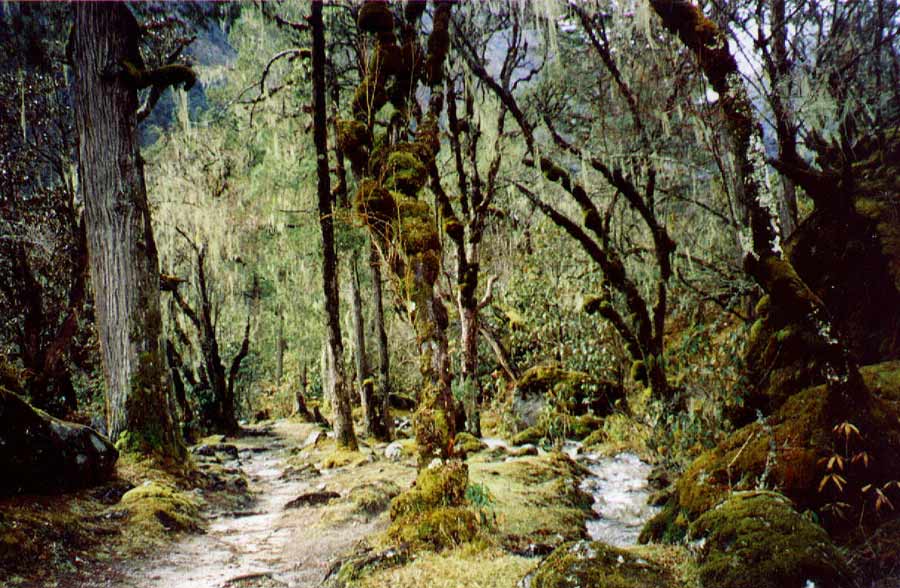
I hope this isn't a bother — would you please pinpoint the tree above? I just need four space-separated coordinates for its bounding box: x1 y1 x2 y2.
311 0 357 450
72 3 186 457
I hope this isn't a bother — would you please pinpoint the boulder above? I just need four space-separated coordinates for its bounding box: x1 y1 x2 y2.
0 386 118 495
525 540 675 588
689 491 850 588
509 365 622 431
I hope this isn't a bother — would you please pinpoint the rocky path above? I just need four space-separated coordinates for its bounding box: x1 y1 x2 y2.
93 421 407 588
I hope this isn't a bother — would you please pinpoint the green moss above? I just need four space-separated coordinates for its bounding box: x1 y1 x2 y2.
754 294 771 317
385 150 427 195
120 481 202 536
396 196 440 256
529 541 676 588
639 501 688 544
389 461 480 550
511 425 545 446
353 78 389 120
321 448 366 469
354 180 396 226
348 480 403 516
454 432 487 456
630 360 648 385
690 492 850 588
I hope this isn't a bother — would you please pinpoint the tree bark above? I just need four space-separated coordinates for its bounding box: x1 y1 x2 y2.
350 253 377 436
72 3 182 457
275 307 284 386
311 1 357 450
370 240 392 440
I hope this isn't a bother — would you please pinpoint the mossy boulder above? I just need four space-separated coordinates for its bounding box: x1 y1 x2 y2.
509 365 623 431
645 362 900 541
453 432 486 455
689 492 850 588
0 387 118 495
388 460 480 550
120 480 202 534
348 480 402 516
527 540 676 588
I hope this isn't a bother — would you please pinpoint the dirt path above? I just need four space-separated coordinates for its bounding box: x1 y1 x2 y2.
92 421 413 588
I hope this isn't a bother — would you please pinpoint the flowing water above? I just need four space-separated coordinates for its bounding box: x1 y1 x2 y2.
485 437 660 546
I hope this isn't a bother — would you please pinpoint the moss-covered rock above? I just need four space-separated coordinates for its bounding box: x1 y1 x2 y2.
120 480 202 534
689 491 850 588
645 361 900 541
509 365 623 431
0 387 118 495
454 432 487 456
527 540 676 588
348 480 402 516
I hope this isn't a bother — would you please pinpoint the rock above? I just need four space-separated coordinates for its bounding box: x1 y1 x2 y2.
524 540 675 588
0 387 118 495
644 361 900 542
508 444 539 457
121 480 202 533
192 443 239 459
284 490 340 509
509 365 623 431
347 480 402 515
454 431 487 455
511 426 545 447
689 491 851 588
303 429 324 448
385 441 405 460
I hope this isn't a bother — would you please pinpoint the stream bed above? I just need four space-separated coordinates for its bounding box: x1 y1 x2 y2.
577 451 660 546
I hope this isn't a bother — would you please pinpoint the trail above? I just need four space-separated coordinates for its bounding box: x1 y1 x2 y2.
94 421 404 588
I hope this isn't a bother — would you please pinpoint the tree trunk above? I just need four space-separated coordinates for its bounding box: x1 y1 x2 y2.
311 1 357 450
457 242 481 436
72 3 182 457
275 307 284 386
370 240 392 440
293 364 313 420
351 253 379 437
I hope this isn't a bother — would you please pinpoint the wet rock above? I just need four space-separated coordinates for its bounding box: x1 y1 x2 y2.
689 491 851 588
284 490 340 509
0 387 118 495
192 443 239 459
524 540 675 588
303 429 324 448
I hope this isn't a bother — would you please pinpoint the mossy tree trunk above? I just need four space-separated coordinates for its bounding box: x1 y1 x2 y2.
311 0 357 451
649 0 862 406
344 0 457 467
72 3 183 458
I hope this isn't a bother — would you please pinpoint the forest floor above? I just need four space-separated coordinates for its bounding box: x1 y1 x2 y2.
84 420 418 588
2 416 681 588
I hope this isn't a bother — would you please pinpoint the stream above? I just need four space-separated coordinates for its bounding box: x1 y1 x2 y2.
487 438 660 546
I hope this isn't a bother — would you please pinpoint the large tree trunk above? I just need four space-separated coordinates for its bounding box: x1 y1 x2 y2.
311 1 357 450
370 240 392 440
72 3 182 457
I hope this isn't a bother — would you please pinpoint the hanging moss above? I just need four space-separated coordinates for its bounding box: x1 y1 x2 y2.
630 360 648 385
424 2 451 85
403 0 427 23
357 2 394 35
373 41 403 78
442 216 464 241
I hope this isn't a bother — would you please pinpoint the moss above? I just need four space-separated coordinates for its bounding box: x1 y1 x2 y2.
754 294 771 317
690 491 850 588
454 432 487 456
358 2 394 34
120 481 202 536
354 180 396 226
121 61 196 91
639 501 688 544
566 414 603 441
511 425 545 446
348 480 402 516
442 217 464 241
582 428 608 447
321 448 367 469
353 78 389 120
630 360 648 385
529 540 676 588
385 150 427 195
389 461 479 550
354 544 533 588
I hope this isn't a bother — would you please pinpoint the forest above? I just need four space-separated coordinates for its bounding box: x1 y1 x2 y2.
1 1 899 587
